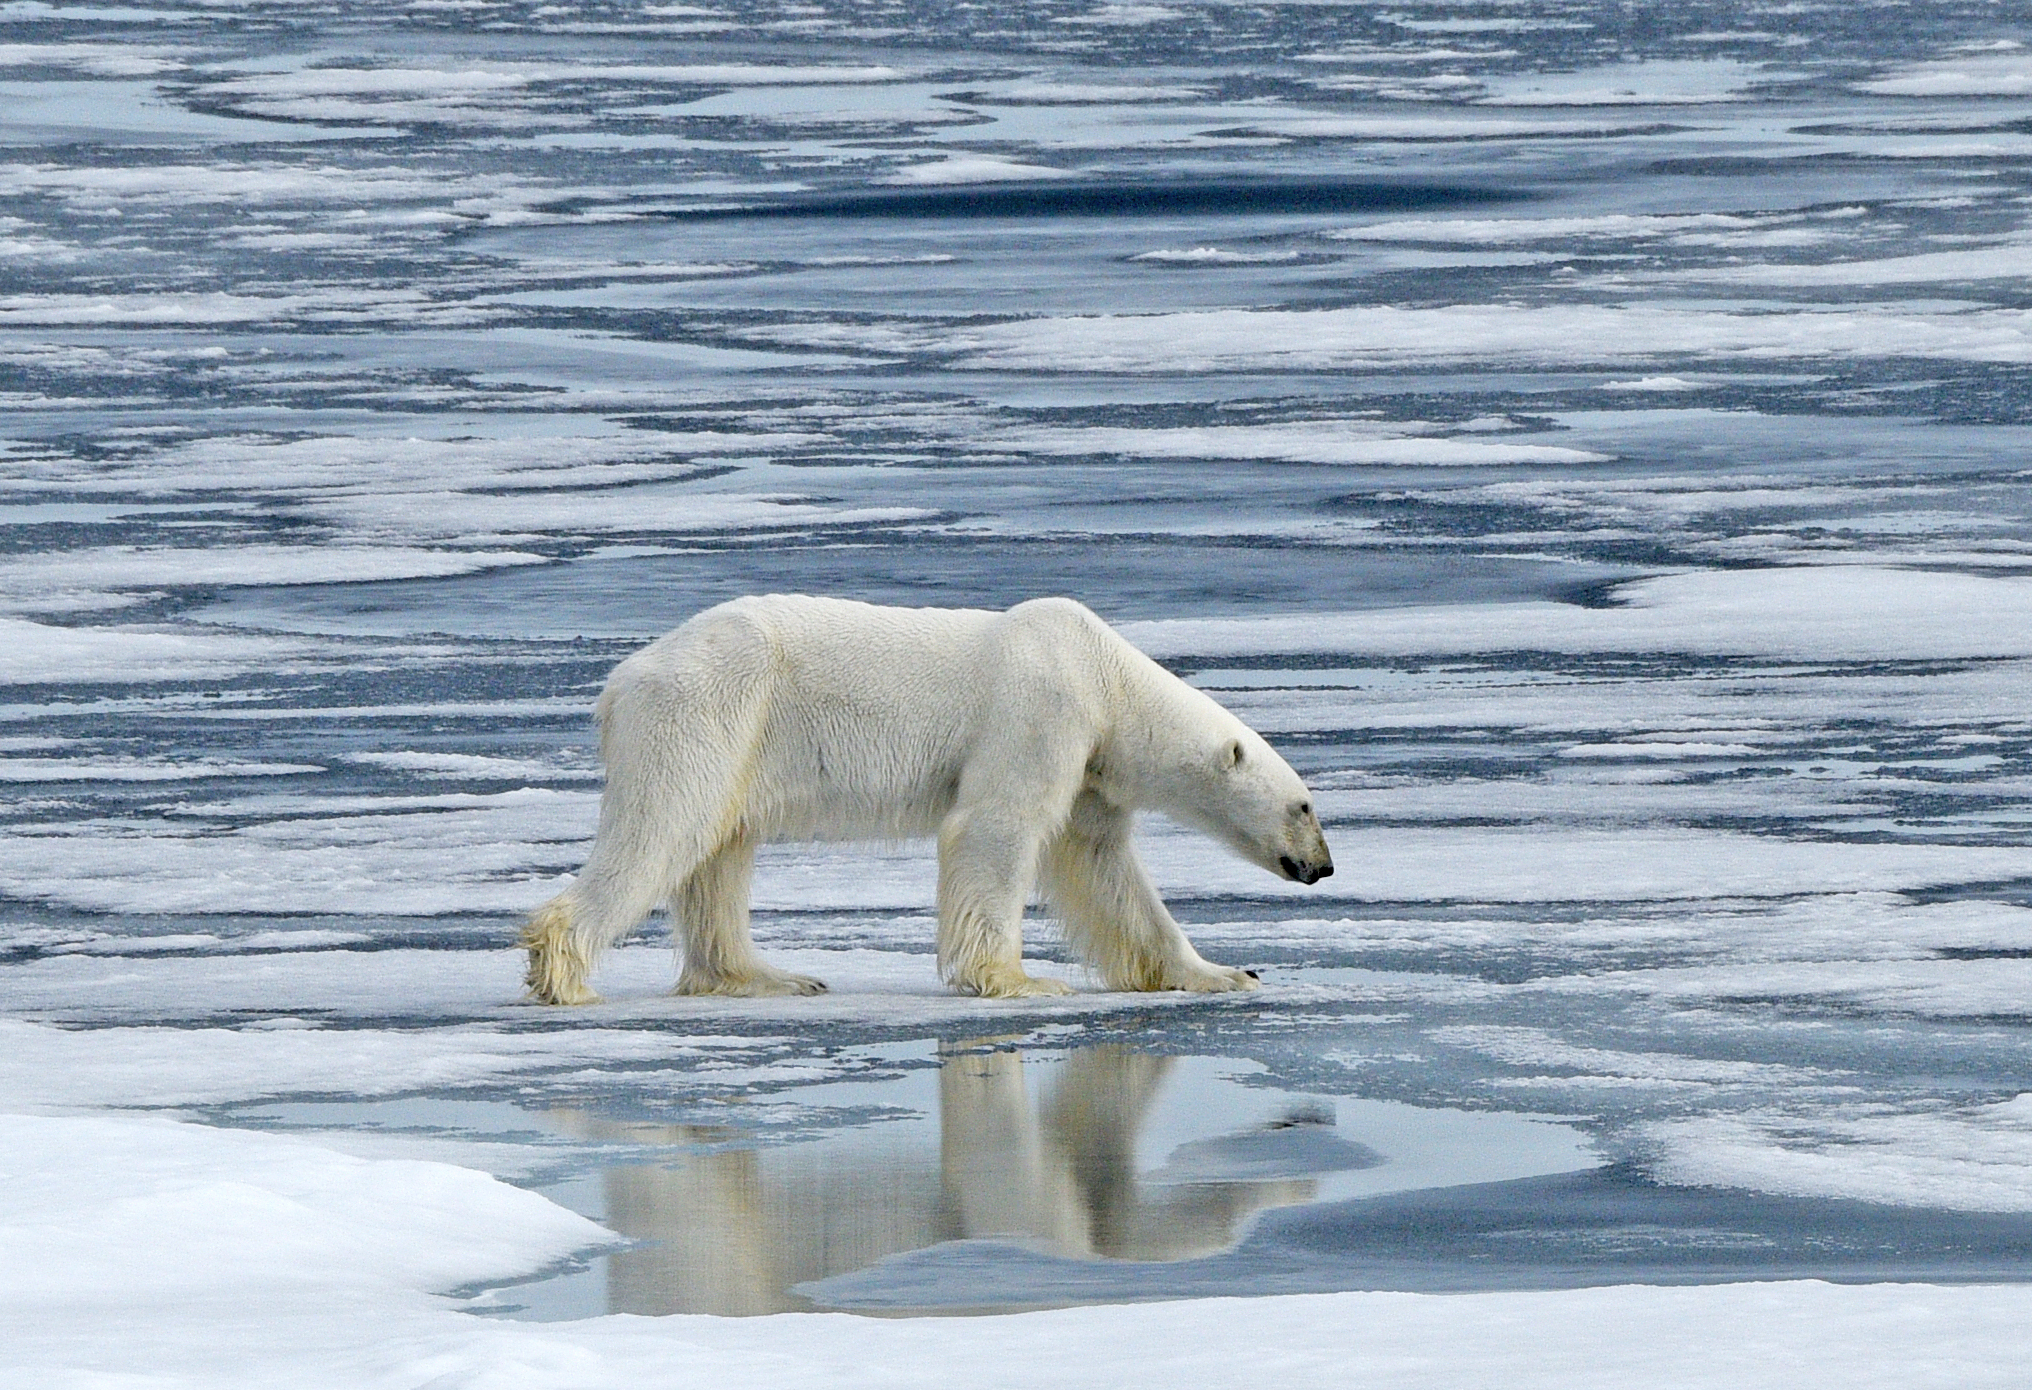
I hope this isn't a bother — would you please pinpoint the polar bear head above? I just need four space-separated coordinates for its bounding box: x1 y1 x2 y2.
1115 694 1335 887
1192 725 1335 885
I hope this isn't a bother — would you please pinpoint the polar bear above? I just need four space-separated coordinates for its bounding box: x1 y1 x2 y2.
522 595 1333 1004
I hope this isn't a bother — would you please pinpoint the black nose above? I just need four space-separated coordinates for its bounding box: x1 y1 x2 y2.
1279 855 1330 885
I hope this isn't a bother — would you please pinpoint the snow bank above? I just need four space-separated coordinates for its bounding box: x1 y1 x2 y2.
0 1111 609 1296
0 1111 612 1387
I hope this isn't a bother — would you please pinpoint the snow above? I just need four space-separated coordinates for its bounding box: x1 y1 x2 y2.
305 488 928 542
1226 114 1636 139
0 1013 752 1106
59 430 827 498
980 79 1204 103
1645 1099 2032 1213
0 940 1244 1026
0 160 539 206
0 289 442 325
1478 59 1778 105
881 156 1074 185
349 750 600 781
1129 246 1303 264
1859 51 2032 97
191 61 913 126
0 786 598 915
0 616 313 685
0 755 322 780
0 41 184 76
13 781 2027 920
1598 376 1705 391
0 1111 613 1384
209 63 908 99
1002 422 1610 466
904 303 2032 371
0 544 548 613
1331 214 1779 244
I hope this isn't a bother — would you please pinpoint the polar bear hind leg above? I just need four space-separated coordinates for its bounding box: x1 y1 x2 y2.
521 821 682 1005
525 640 775 1004
673 832 826 996
1037 793 1258 993
522 897 604 1005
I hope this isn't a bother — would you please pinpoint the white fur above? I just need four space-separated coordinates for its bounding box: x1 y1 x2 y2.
523 595 1334 1003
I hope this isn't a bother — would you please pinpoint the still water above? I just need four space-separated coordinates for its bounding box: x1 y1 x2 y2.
226 1039 2032 1317
236 1041 1595 1316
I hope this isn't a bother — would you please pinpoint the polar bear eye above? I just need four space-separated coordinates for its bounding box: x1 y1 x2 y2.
1297 801 1311 816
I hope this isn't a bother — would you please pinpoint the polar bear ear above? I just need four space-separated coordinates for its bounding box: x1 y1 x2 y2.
1221 738 1245 771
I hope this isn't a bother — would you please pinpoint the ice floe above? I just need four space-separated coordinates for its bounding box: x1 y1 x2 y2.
0 616 317 685
1126 567 2032 661
0 543 547 613
1000 422 1610 466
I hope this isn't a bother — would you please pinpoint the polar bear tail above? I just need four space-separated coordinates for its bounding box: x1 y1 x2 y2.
521 895 603 1005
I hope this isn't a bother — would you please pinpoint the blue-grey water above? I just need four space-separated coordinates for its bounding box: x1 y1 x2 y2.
6 0 2032 1317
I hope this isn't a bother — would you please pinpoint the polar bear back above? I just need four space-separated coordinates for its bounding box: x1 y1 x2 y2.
595 594 1119 843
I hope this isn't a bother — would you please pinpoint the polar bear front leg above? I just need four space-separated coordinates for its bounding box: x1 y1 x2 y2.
1038 795 1259 993
674 833 827 997
936 805 1074 999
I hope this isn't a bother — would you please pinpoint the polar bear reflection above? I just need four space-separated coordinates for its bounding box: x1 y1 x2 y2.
576 1046 1376 1316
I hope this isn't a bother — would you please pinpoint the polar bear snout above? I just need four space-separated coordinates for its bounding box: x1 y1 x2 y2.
1279 853 1333 885
1277 802 1334 884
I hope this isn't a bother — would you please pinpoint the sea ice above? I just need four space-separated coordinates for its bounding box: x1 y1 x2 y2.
8 0 2032 1380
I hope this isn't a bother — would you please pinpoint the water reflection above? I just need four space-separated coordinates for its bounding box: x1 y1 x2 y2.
570 1045 1375 1315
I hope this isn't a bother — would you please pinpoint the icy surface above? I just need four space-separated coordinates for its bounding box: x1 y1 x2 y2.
7 1111 2031 1388
7 0 2032 1382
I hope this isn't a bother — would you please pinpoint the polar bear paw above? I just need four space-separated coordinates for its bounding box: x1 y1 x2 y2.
676 969 828 997
529 979 604 1006
1168 963 1261 993
957 967 1075 999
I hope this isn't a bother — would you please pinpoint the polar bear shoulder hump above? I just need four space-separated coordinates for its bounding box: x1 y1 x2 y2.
666 592 1116 665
